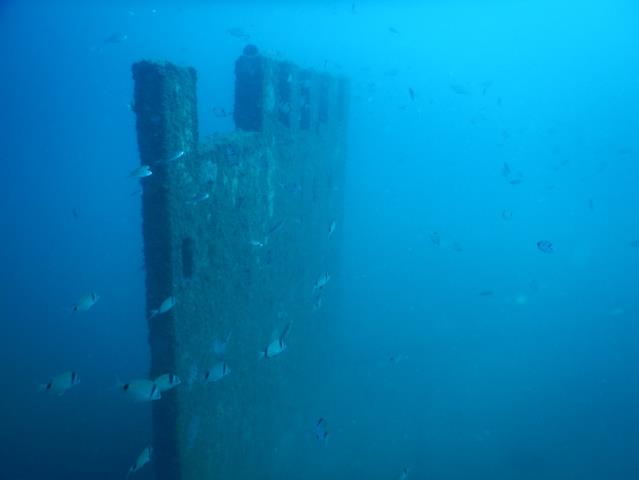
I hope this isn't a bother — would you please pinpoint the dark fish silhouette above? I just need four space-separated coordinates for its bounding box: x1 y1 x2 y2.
408 87 415 101
314 417 329 442
227 27 250 40
537 240 554 253
104 32 128 44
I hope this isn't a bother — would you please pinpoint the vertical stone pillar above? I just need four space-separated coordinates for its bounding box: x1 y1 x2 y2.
132 60 198 480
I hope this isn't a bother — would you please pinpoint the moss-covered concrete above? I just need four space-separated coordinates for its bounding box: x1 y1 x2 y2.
132 50 348 480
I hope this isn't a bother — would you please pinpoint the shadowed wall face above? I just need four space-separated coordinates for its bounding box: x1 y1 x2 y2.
133 51 349 480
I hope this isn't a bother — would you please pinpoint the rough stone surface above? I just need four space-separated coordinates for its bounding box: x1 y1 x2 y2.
132 51 348 480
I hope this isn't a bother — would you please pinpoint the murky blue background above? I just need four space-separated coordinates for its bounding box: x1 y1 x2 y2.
1 1 638 478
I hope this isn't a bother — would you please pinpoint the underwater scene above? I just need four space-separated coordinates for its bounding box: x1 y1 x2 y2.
1 1 638 479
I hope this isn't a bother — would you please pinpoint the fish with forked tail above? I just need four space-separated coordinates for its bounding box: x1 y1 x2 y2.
127 446 152 477
259 322 292 359
39 371 80 396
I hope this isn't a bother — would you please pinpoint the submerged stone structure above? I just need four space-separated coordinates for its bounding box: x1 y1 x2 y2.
132 46 348 479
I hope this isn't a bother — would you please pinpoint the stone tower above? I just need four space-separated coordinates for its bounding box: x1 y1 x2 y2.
131 46 349 479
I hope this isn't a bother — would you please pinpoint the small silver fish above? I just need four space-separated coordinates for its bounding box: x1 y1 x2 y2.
398 467 409 480
154 373 181 392
313 272 330 293
203 362 230 383
128 446 152 476
259 322 291 360
149 296 176 319
39 371 80 395
73 292 99 312
328 220 336 239
129 165 152 178
119 379 161 402
167 150 185 162
249 239 265 248
188 192 210 205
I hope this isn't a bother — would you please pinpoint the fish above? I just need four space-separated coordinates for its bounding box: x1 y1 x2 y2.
203 361 230 383
73 292 100 312
398 467 409 480
154 373 181 392
227 27 250 40
188 192 210 205
259 322 292 360
408 88 415 101
509 178 523 185
629 240 639 248
129 165 152 178
118 379 161 402
451 241 463 252
328 220 336 239
480 80 492 95
149 296 176 319
72 208 79 220
430 231 441 246
212 332 232 360
314 417 329 442
501 209 513 221
502 162 511 179
537 240 554 253
450 84 469 95
388 27 400 34
127 446 152 477
249 239 265 248
479 290 494 296
387 354 408 366
39 371 80 395
266 218 286 240
104 32 128 44
167 150 185 162
212 107 232 118
313 272 331 293
587 198 595 211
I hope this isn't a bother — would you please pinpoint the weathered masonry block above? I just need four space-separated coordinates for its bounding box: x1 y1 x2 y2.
132 46 349 480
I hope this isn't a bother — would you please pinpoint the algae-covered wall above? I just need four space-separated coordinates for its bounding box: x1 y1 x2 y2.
132 48 348 479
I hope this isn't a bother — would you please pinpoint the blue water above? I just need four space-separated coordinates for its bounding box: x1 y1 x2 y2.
1 1 638 478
